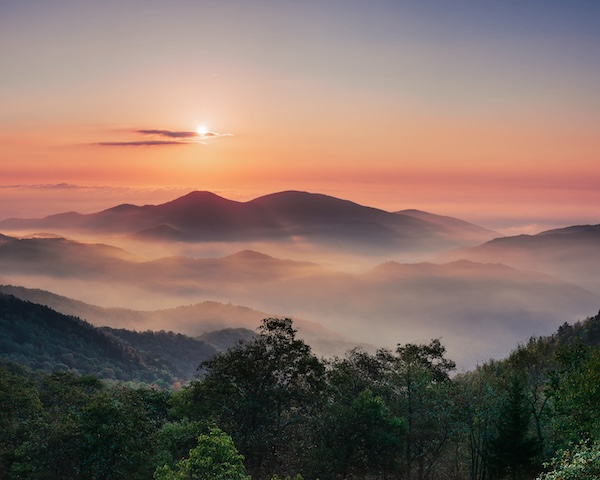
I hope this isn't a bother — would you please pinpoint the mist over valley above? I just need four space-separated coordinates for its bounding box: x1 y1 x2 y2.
1 191 597 369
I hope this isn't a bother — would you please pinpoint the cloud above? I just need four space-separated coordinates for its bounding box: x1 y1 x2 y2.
201 131 233 138
136 129 198 139
96 140 187 146
0 183 80 190
93 127 233 147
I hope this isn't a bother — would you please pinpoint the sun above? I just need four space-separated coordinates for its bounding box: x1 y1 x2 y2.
196 124 209 136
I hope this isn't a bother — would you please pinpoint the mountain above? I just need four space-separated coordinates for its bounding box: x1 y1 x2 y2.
0 233 15 245
0 190 498 255
0 293 269 384
198 327 257 351
0 237 596 368
0 284 363 359
126 224 200 242
0 293 178 385
440 224 600 294
0 236 140 278
397 209 499 243
101 327 219 381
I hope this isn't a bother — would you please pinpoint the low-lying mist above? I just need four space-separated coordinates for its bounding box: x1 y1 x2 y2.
1 234 596 369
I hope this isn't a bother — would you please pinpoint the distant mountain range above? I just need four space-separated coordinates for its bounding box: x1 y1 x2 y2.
0 190 498 255
1 190 598 368
440 224 600 294
0 235 596 367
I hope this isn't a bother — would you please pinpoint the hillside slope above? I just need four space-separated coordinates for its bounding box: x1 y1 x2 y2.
440 224 600 294
0 294 176 384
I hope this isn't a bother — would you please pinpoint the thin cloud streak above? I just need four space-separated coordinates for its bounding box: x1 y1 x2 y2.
136 129 198 139
96 140 187 146
201 131 233 138
93 127 233 147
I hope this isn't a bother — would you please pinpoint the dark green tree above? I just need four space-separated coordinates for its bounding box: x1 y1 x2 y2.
0 361 44 476
453 362 504 480
488 375 539 480
547 343 600 446
186 318 326 478
390 339 457 480
9 372 169 480
154 419 208 471
315 388 405 479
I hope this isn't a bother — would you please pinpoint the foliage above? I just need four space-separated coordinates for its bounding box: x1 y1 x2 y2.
3 305 600 480
153 426 250 480
0 294 178 385
487 375 540 480
390 339 458 480
4 368 170 479
546 342 600 446
0 293 254 387
155 419 208 470
188 318 326 478
536 442 600 480
315 388 405 478
104 328 219 381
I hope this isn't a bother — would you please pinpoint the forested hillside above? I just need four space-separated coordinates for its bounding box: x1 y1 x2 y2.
103 328 219 381
0 294 230 386
2 310 600 479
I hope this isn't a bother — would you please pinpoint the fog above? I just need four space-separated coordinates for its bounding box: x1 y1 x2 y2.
0 233 596 369
1 191 598 370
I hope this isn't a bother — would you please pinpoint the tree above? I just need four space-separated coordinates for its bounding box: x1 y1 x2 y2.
453 362 504 480
315 388 405 479
0 361 44 476
9 372 106 479
536 441 600 480
390 339 457 480
488 375 539 480
547 343 600 446
76 387 169 480
155 419 208 471
9 373 169 480
186 318 325 478
505 339 555 458
154 426 250 480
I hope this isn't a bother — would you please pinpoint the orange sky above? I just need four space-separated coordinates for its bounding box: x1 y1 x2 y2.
1 1 599 232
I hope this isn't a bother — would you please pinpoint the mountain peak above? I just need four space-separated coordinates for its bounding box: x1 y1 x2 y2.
249 190 386 222
154 191 243 215
536 224 600 237
252 190 362 207
167 190 232 203
225 250 275 261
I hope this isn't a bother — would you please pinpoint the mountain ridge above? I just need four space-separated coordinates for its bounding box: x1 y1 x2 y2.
0 284 365 359
0 235 596 367
440 223 600 294
0 190 499 254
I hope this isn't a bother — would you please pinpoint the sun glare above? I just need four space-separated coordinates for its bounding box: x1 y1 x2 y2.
196 125 208 136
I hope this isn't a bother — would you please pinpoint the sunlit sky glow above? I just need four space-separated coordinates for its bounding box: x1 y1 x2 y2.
1 0 599 232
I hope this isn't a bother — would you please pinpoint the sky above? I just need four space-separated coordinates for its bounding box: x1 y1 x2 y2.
1 0 599 232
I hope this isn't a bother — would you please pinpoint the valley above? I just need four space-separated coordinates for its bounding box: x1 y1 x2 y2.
1 191 597 369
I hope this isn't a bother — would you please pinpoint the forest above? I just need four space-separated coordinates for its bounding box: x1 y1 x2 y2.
2 303 600 479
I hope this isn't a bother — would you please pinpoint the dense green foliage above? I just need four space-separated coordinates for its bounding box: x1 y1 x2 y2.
0 294 237 386
2 295 600 479
153 426 251 480
536 442 600 480
103 327 218 382
0 293 175 385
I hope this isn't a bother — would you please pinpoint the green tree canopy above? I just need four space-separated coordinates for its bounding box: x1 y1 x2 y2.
186 318 326 477
153 426 250 480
